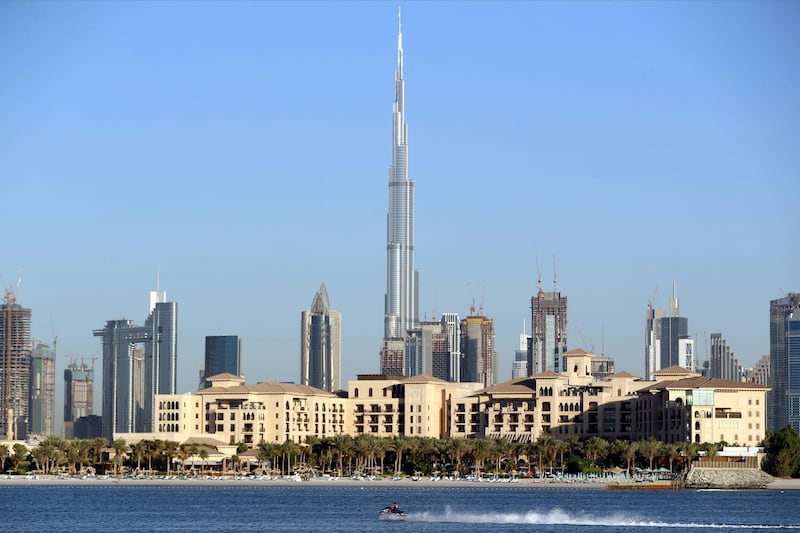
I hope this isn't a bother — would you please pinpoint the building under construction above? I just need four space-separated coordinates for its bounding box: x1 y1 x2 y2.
29 342 56 437
64 358 95 439
529 286 568 375
1 288 32 440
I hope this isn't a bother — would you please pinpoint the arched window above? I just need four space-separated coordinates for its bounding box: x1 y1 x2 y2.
695 434 700 443
695 421 700 430
369 388 373 398
354 388 359 398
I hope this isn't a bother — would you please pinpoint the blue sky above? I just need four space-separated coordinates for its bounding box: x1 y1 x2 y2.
1 1 797 426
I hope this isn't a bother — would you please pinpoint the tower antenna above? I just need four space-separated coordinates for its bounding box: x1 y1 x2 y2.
601 323 605 357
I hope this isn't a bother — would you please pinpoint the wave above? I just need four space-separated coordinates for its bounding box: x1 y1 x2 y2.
402 506 800 529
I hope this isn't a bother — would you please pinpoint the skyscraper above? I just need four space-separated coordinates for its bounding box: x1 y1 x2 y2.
460 309 496 387
768 292 800 432
659 283 689 369
644 291 665 380
202 335 241 389
529 272 567 375
709 333 743 381
511 322 531 379
301 284 342 392
94 285 177 440
0 288 31 440
441 312 461 382
29 341 56 436
405 319 449 380
382 12 419 373
64 359 94 424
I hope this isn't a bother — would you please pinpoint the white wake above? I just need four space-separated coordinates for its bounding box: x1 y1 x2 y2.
401 506 800 529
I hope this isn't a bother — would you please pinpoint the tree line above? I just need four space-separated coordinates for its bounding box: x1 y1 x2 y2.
2 427 798 478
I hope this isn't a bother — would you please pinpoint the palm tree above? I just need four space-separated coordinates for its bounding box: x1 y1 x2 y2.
111 439 127 476
663 443 681 473
31 445 49 474
448 437 469 477
163 441 179 475
536 436 558 474
177 444 189 472
329 434 352 477
198 448 210 471
12 443 28 472
678 441 699 471
637 437 661 471
584 436 609 465
469 437 491 476
491 438 512 473
0 444 9 473
131 441 147 473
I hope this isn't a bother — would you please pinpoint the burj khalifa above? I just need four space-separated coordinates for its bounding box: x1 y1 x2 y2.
383 13 419 358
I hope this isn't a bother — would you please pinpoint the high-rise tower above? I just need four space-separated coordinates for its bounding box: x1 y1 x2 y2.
383 11 419 348
301 284 342 392
659 283 690 370
768 292 800 432
94 284 177 440
0 287 31 440
64 359 94 423
29 341 56 436
201 335 241 389
529 265 567 375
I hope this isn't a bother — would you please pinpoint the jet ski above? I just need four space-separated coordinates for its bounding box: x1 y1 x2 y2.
379 506 405 519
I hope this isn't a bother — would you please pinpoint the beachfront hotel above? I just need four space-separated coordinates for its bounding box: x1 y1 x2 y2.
112 349 768 459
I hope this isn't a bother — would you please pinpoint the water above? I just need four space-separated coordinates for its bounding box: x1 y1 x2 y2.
1 483 799 532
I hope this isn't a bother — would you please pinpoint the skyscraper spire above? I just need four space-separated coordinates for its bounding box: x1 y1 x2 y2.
383 9 418 343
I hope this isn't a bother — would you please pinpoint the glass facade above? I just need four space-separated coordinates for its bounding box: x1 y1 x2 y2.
203 335 241 388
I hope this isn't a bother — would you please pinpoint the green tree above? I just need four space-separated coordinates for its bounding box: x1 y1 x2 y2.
764 426 800 478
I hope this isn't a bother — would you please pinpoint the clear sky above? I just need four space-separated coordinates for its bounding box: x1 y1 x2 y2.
1 1 797 430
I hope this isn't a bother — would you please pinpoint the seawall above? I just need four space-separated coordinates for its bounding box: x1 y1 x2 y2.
684 467 774 489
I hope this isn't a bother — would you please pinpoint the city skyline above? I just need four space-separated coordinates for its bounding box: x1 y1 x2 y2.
1 2 797 432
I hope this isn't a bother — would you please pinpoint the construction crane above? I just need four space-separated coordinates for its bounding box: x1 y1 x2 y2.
3 266 23 305
575 325 594 352
553 255 558 293
647 285 659 310
50 313 57 358
535 255 542 293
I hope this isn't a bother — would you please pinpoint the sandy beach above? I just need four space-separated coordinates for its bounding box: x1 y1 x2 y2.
2 474 799 490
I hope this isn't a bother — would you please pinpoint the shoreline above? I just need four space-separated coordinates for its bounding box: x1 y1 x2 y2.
2 474 799 490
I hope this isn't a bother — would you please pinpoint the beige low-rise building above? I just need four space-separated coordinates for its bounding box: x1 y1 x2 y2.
634 366 769 445
349 374 484 438
114 354 770 459
120 374 349 448
456 349 647 442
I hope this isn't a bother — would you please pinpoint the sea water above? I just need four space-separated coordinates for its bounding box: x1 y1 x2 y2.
1 483 799 532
